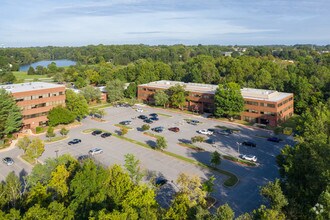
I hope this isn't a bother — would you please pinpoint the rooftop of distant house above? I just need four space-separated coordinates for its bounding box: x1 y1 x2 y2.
0 82 65 93
139 80 293 102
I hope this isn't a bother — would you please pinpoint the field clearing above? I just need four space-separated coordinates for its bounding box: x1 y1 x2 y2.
13 71 53 82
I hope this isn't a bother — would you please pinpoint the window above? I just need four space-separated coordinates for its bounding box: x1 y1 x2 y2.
245 101 258 106
267 103 275 108
39 95 43 99
260 103 265 106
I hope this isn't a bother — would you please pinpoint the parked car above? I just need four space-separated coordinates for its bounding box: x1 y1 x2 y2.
93 113 102 119
168 127 180 132
206 138 216 144
155 177 168 186
149 113 158 117
242 141 257 147
2 157 14 166
152 126 164 133
198 129 213 135
88 148 103 155
144 119 153 124
77 155 90 162
191 120 200 124
136 108 144 112
223 129 234 134
241 154 257 162
120 120 132 125
138 115 148 119
207 128 216 132
187 121 198 125
68 139 81 145
92 130 102 135
217 130 232 135
267 137 281 143
149 117 159 121
101 132 112 138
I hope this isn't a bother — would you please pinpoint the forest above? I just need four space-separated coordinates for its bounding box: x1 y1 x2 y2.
0 45 329 219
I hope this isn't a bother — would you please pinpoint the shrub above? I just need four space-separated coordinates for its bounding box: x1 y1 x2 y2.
48 106 75 126
36 126 45 134
141 124 150 131
121 127 128 136
191 136 206 143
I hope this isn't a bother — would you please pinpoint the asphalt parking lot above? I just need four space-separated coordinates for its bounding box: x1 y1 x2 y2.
1 105 292 214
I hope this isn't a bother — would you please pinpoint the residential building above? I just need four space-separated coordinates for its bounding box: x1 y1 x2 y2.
137 80 294 126
0 82 66 129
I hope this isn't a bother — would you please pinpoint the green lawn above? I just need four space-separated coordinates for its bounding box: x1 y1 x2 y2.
13 71 53 82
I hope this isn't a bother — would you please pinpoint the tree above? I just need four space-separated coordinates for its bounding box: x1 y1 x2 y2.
124 154 144 184
211 151 221 167
202 175 216 197
214 82 244 118
260 179 288 211
141 124 150 131
124 82 137 99
75 77 87 88
191 136 205 143
80 85 101 103
27 66 36 75
65 89 89 120
47 106 75 127
60 127 69 136
4 172 22 208
46 127 56 140
214 204 234 220
0 89 22 139
48 165 70 199
25 138 45 160
154 90 169 108
106 79 125 103
168 85 186 110
156 136 167 150
16 136 31 152
121 127 128 136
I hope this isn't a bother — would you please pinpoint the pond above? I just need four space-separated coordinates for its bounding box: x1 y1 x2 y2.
19 59 76 72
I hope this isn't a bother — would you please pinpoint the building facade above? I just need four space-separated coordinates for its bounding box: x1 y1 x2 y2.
0 82 66 129
138 80 294 126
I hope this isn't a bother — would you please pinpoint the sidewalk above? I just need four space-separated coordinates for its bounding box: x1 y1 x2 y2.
0 139 18 153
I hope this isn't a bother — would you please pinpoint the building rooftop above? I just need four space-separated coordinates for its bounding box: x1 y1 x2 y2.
139 80 292 102
0 82 65 93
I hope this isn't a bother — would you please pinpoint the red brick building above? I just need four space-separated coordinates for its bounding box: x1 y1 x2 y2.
137 81 294 126
1 82 66 129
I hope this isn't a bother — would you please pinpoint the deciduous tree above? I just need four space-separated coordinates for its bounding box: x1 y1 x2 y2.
156 136 167 150
106 79 125 103
154 90 169 108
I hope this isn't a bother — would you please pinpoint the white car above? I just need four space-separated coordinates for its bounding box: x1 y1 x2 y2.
88 148 103 156
198 129 213 135
136 108 144 112
241 154 257 162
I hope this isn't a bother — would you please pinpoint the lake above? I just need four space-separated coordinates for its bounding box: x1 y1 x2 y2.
19 59 76 72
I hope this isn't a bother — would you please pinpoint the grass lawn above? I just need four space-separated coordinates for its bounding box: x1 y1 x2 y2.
45 136 68 143
143 132 163 139
178 142 205 152
222 155 257 167
156 113 172 118
21 155 37 165
13 71 53 82
114 124 133 130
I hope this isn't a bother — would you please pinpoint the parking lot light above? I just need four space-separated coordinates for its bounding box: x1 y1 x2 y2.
55 150 59 158
236 142 241 154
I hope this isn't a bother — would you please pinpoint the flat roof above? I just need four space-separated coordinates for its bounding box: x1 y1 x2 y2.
139 80 292 102
0 82 65 93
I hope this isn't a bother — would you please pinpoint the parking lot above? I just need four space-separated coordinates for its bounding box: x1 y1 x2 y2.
1 104 291 214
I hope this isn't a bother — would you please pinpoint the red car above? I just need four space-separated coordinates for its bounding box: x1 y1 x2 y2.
168 127 180 132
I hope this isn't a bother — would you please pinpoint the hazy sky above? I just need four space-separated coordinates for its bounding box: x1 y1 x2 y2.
1 0 329 47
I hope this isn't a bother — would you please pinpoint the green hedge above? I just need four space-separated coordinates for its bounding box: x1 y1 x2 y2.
36 126 45 134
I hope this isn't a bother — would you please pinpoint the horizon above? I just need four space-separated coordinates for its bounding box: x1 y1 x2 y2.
1 0 329 47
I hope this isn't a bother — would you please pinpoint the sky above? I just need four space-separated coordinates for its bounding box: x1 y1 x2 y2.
0 0 329 47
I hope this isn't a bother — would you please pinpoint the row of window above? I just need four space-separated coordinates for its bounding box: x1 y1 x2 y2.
23 112 48 119
278 104 293 115
22 100 65 111
15 91 64 102
244 100 277 108
278 97 293 107
245 109 277 116
190 93 212 99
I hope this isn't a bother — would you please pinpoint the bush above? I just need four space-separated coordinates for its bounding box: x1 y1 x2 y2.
191 136 206 143
36 126 45 134
6 133 13 138
48 106 75 127
141 124 150 131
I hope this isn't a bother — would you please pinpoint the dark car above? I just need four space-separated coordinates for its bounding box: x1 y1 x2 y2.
3 157 14 166
101 132 112 138
144 119 153 124
187 121 198 125
149 117 159 121
168 127 180 132
92 130 102 135
68 139 81 145
149 113 158 117
155 178 168 186
206 138 216 144
267 137 281 143
120 120 132 125
207 128 216 132
152 126 164 133
93 113 102 119
242 141 257 147
223 129 234 134
77 155 90 162
138 115 148 120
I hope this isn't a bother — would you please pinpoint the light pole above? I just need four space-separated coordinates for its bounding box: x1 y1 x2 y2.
236 142 241 154
55 150 59 158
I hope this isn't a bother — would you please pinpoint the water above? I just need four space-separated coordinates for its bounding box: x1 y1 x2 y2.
19 59 76 72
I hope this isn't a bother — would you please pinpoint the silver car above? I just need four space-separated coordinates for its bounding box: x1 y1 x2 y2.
88 148 103 156
3 157 14 166
241 154 257 162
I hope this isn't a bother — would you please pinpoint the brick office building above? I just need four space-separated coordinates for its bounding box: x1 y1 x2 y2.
0 82 66 129
137 80 294 126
